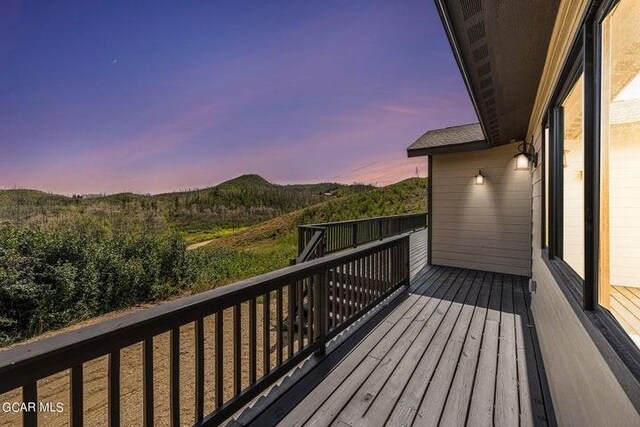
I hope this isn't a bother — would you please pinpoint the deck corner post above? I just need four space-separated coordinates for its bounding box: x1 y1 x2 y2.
314 269 328 356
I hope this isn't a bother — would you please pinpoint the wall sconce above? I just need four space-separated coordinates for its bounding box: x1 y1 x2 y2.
514 141 538 170
475 169 484 185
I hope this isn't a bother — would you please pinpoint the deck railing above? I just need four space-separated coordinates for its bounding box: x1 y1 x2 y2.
0 234 410 427
297 212 427 257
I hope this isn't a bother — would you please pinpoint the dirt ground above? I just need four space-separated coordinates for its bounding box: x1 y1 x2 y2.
0 296 295 427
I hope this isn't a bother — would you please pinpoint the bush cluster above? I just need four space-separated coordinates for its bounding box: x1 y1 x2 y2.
0 224 195 344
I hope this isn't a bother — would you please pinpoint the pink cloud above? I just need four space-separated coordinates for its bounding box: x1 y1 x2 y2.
380 104 425 116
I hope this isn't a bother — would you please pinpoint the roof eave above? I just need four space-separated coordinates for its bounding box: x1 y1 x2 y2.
407 139 488 158
434 0 490 146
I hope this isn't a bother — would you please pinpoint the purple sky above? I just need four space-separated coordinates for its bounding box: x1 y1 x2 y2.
0 0 475 195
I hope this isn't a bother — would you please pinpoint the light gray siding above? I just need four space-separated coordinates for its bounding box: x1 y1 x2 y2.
431 143 532 276
526 2 640 422
530 127 640 425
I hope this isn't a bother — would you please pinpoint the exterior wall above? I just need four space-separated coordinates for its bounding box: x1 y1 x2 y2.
608 122 640 286
431 143 531 276
530 126 640 427
529 0 640 424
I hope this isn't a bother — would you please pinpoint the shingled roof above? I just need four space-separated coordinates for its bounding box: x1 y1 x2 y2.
407 123 487 157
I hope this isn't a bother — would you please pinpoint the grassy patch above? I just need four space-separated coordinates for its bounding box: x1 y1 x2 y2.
190 233 297 293
182 226 249 245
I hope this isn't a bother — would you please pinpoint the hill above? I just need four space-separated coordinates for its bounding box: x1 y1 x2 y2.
189 178 427 291
0 175 373 240
0 176 425 344
206 177 426 250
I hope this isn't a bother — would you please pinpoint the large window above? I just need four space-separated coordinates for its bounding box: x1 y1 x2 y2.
561 74 585 279
598 0 640 346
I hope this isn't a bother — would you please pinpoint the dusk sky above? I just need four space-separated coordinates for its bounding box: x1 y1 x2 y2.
0 0 476 195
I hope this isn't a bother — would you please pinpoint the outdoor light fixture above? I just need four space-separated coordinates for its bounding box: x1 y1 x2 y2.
475 169 484 185
514 140 538 170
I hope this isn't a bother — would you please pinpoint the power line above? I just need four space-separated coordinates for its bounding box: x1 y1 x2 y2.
327 160 385 180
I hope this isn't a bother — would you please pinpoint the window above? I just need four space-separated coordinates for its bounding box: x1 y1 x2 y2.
598 0 640 347
561 73 585 279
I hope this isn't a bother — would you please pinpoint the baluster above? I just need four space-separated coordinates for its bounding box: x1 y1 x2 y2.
405 238 410 281
308 278 314 342
345 261 351 318
70 364 83 427
215 311 224 409
195 319 204 422
233 305 242 396
314 268 327 356
276 288 284 365
358 257 364 311
108 350 120 427
331 267 337 329
170 328 180 427
375 251 381 298
337 265 343 324
297 279 304 351
287 284 295 359
143 338 154 427
353 222 358 247
23 382 37 427
249 299 257 385
263 292 271 375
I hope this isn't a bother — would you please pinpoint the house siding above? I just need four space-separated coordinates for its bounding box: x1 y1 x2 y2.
431 143 532 276
530 126 640 426
528 0 640 424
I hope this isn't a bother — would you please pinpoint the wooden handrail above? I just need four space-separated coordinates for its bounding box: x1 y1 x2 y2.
298 212 426 257
0 234 411 427
303 212 427 228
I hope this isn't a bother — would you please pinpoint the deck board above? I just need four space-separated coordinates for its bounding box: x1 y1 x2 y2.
235 230 553 426
495 274 519 426
610 286 640 347
438 271 493 426
348 269 474 426
412 270 485 427
466 272 502 426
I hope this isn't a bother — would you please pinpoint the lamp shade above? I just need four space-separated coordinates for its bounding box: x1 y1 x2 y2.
475 169 484 185
515 153 530 170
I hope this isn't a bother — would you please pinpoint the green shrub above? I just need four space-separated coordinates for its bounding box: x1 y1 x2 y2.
0 224 195 344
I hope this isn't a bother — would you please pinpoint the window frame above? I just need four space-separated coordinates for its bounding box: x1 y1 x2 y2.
591 0 640 386
541 118 549 250
542 0 640 384
545 32 585 279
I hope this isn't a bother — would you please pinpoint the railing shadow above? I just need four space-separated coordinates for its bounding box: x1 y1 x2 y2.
238 265 556 426
235 274 413 426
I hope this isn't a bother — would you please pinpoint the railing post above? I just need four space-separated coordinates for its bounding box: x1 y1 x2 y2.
314 269 327 356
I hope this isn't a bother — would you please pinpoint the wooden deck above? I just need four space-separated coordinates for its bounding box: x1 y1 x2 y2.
610 286 640 347
233 230 554 426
